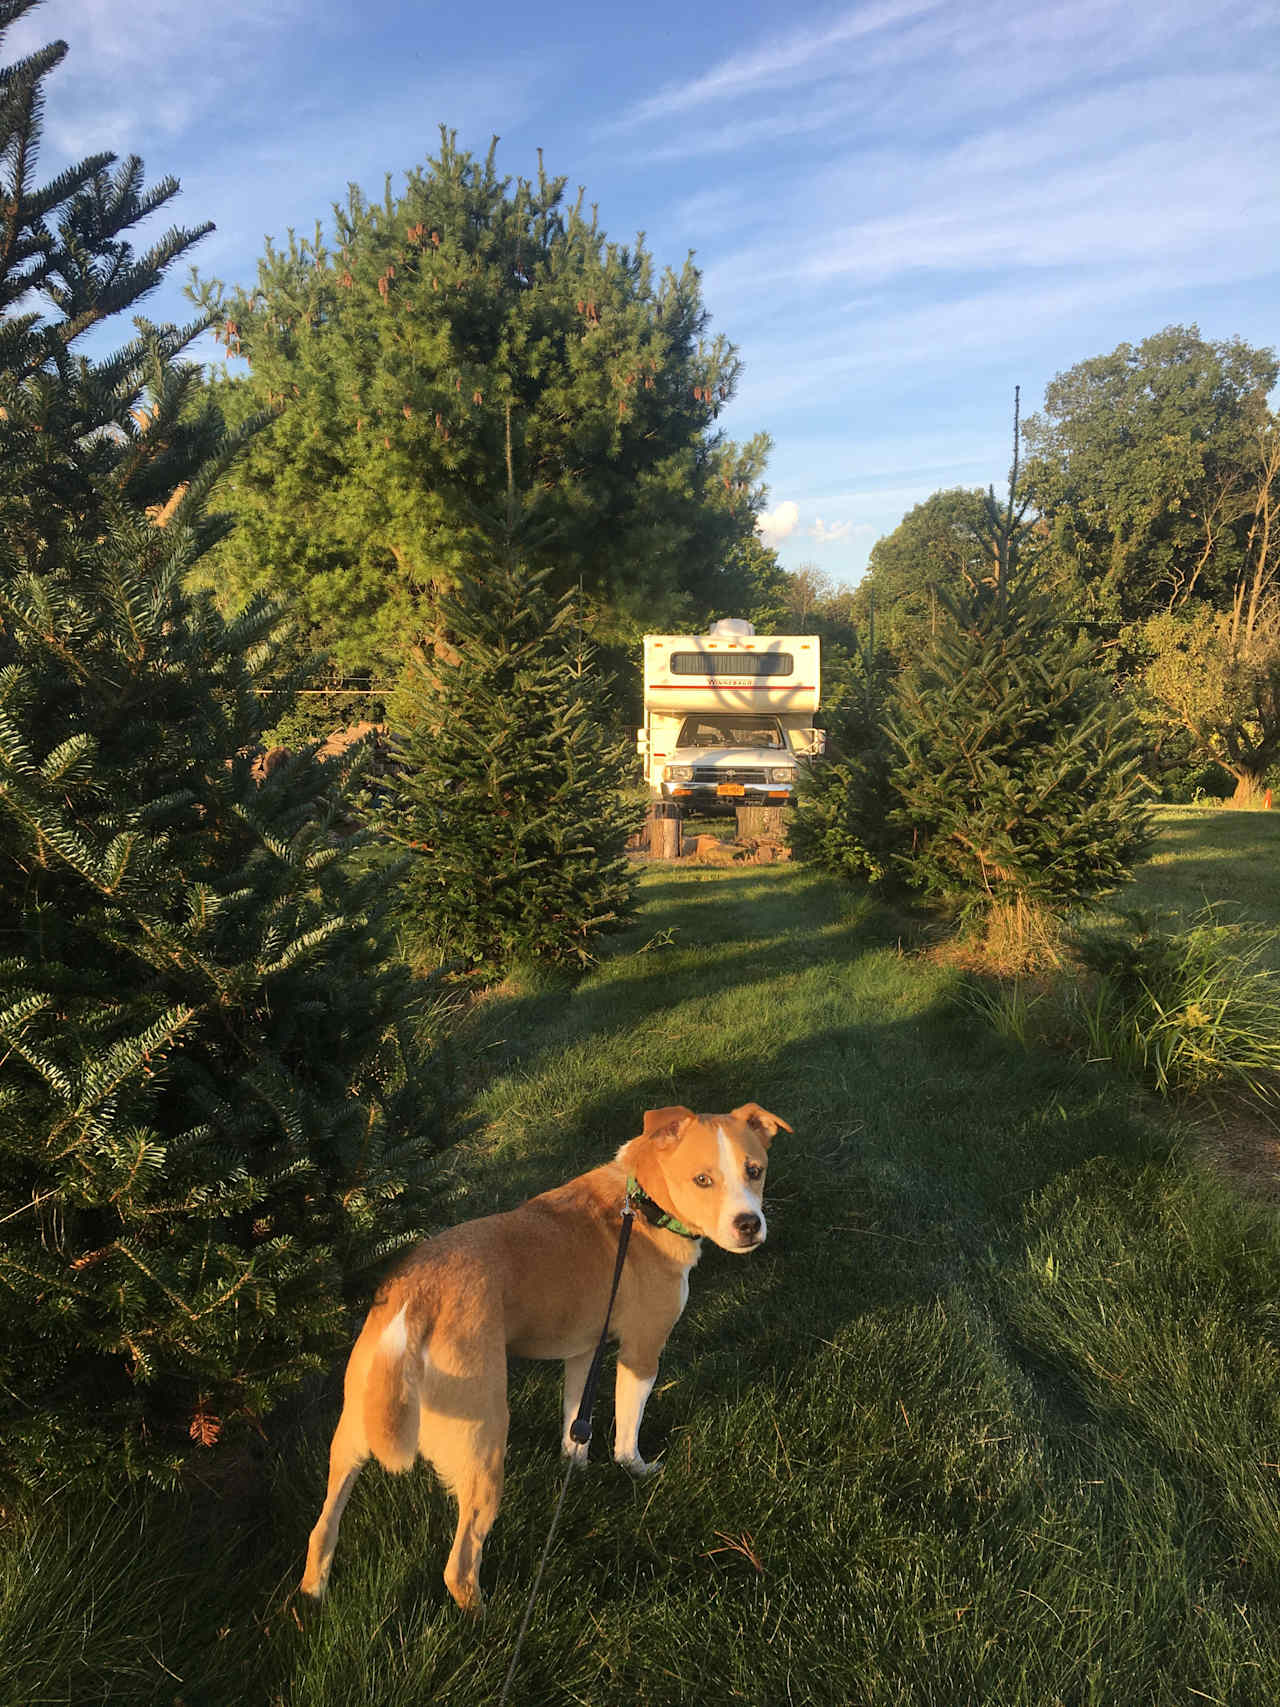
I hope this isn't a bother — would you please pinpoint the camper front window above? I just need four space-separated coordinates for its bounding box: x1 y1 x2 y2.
676 716 785 749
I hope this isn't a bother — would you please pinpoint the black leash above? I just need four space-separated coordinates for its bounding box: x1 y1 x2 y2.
497 1191 635 1707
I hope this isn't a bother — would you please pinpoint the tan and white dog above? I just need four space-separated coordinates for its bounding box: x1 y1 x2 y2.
300 1101 790 1611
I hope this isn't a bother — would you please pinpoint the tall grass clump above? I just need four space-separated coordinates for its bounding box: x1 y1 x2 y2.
1074 909 1280 1107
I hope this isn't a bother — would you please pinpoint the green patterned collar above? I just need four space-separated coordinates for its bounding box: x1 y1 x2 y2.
626 1175 701 1241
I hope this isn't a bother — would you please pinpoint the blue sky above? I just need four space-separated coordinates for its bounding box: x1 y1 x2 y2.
12 0 1280 587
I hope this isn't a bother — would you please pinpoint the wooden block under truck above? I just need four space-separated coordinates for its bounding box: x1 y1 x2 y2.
637 619 824 812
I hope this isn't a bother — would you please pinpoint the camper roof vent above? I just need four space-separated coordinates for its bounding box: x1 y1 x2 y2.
706 618 755 638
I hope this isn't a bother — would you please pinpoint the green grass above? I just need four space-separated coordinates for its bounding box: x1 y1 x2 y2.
7 861 1280 1704
1122 804 1280 960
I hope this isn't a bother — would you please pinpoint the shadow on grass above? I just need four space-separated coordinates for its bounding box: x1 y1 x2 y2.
446 869 908 1109
0 864 1173 1707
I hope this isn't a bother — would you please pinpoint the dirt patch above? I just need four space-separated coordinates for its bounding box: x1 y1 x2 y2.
1190 1102 1280 1203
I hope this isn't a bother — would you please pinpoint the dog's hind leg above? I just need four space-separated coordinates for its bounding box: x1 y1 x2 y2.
420 1310 509 1614
301 1299 416 1598
301 1405 369 1598
442 1435 505 1614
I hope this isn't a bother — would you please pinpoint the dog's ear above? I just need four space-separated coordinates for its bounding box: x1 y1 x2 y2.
642 1105 694 1146
731 1103 793 1147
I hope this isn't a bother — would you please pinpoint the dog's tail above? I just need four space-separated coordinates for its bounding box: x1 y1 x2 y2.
361 1298 421 1474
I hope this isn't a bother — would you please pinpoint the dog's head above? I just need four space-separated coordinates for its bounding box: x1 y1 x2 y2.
632 1103 791 1254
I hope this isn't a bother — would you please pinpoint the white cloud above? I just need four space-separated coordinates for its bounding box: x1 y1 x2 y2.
756 500 800 545
809 518 855 544
626 0 1266 137
628 87 862 167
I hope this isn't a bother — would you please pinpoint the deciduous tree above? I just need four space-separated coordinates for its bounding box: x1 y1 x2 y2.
851 487 991 659
1023 325 1277 633
1141 416 1280 803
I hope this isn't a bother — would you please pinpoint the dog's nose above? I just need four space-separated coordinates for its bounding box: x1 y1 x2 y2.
733 1213 761 1240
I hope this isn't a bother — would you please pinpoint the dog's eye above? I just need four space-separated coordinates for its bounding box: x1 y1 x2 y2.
693 1172 713 1188
745 1162 764 1181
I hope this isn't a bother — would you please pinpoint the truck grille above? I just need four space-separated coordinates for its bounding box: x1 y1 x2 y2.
693 767 770 784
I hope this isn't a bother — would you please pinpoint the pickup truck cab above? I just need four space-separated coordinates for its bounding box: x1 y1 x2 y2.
637 620 824 813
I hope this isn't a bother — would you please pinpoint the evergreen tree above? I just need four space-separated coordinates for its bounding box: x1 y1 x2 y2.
388 472 641 974
0 3 439 1487
887 576 1151 923
799 397 1151 929
191 131 770 676
790 617 904 887
887 400 1150 926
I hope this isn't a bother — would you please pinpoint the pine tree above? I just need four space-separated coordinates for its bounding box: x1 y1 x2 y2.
0 3 439 1487
388 465 641 974
191 130 770 677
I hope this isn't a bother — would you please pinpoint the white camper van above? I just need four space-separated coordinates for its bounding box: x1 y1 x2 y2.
637 619 824 811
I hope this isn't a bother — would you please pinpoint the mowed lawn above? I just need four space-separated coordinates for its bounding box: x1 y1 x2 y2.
1125 804 1280 961
6 837 1280 1705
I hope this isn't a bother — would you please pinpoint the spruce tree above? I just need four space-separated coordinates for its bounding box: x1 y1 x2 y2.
388 475 641 974
790 616 904 887
886 576 1151 923
0 3 438 1487
885 397 1151 926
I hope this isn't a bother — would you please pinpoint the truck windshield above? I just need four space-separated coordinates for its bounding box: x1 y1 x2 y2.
676 716 785 749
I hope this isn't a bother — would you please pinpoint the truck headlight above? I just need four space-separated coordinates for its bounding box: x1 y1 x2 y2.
664 764 693 782
769 766 794 783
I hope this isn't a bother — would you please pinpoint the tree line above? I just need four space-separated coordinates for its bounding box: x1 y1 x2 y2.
847 329 1279 806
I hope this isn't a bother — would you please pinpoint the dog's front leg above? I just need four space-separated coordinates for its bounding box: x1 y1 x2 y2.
561 1349 593 1463
613 1357 662 1476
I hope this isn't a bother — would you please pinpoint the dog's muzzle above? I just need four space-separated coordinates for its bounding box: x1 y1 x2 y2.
733 1212 763 1248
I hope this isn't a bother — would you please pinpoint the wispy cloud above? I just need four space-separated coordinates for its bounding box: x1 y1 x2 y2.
617 0 943 128
7 0 307 156
9 1 544 311
809 517 859 544
797 90 1277 288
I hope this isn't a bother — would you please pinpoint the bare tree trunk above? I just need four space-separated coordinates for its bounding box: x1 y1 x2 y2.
735 805 788 842
1240 425 1279 647
647 802 683 859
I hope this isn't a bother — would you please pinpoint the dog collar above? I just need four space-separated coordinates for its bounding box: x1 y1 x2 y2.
626 1175 701 1241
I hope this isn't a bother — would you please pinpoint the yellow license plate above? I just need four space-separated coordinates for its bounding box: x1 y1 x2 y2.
716 783 746 797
